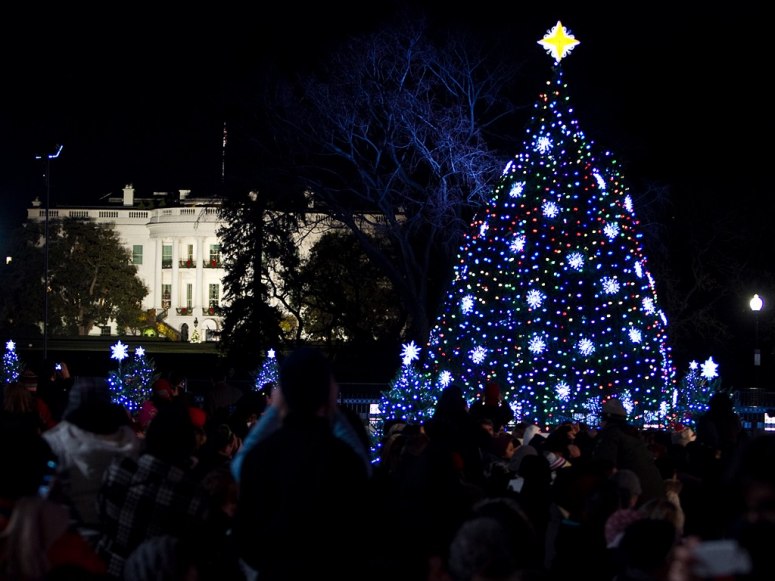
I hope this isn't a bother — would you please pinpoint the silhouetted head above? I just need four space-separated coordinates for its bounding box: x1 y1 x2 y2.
279 347 334 416
145 399 197 465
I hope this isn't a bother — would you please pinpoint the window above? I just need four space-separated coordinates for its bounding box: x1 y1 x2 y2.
186 244 194 260
209 244 221 264
162 284 171 308
209 284 220 307
100 326 111 336
132 245 143 265
162 244 172 268
186 284 193 309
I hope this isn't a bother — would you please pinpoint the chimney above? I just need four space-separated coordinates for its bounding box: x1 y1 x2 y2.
123 184 135 206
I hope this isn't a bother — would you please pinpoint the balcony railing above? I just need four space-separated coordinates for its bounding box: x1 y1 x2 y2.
162 260 172 269
179 259 196 268
203 259 223 269
176 307 193 316
205 305 223 316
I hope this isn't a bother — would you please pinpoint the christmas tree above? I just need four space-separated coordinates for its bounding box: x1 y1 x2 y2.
107 342 157 414
672 357 721 427
423 22 675 428
252 348 280 390
2 340 23 384
379 341 437 425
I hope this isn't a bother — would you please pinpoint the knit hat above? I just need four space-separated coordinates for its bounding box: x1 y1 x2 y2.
153 378 174 400
611 468 642 497
484 382 501 405
602 397 627 418
544 451 569 471
671 425 696 446
188 406 207 429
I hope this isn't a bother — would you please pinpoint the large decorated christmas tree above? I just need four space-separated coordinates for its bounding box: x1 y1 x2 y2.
422 22 676 427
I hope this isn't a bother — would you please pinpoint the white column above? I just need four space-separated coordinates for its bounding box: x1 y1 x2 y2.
171 241 179 310
154 238 162 309
196 237 204 315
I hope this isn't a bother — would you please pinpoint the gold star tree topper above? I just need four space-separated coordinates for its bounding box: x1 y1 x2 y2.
538 21 580 63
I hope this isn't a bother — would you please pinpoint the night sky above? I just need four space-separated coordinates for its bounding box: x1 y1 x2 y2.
1 3 770 384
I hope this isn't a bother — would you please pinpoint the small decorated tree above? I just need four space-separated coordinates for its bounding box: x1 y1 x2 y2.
107 342 157 414
252 348 280 390
2 340 23 384
378 342 436 426
672 357 721 427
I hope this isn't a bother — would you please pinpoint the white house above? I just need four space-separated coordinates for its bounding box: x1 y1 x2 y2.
26 184 393 343
27 185 225 341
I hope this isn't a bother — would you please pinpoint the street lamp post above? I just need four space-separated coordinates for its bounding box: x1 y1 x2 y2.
35 145 63 361
750 293 763 387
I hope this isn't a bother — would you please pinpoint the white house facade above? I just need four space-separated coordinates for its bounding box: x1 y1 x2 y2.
27 186 225 341
26 185 390 343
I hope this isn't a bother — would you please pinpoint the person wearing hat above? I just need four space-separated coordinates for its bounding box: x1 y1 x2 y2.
469 381 515 434
42 377 140 537
590 397 666 504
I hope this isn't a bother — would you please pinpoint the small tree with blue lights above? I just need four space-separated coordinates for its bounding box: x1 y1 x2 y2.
107 341 157 414
422 22 675 428
672 357 721 426
252 348 280 390
2 340 23 384
378 342 437 425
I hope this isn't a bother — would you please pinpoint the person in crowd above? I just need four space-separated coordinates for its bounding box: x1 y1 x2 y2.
203 368 244 426
468 381 515 434
233 346 371 580
610 518 679 581
135 378 179 434
192 423 240 481
509 423 545 474
482 431 519 495
259 380 279 409
543 421 582 465
0 421 107 580
1 380 55 435
511 420 528 445
121 534 199 581
603 469 644 548
443 497 544 581
695 391 747 466
96 398 211 579
227 390 266 442
545 458 618 579
591 397 666 504
42 376 141 541
22 369 59 431
36 359 75 423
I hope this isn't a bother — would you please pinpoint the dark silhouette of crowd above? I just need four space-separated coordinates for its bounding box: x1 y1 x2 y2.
1 352 773 580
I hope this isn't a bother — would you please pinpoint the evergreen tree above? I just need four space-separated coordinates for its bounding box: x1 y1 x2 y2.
107 341 156 414
423 22 675 427
2 340 23 384
673 357 720 427
378 341 436 425
252 348 280 390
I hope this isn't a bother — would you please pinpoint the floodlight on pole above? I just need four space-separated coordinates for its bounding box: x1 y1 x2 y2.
34 145 63 362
